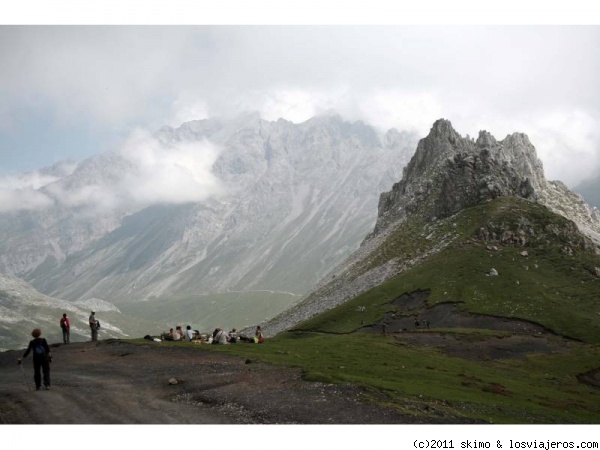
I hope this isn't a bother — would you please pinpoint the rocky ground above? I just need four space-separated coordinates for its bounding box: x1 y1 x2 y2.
3 325 596 425
0 339 423 424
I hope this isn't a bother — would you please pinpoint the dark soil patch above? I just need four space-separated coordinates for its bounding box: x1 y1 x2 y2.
359 289 569 361
394 333 568 361
363 300 552 335
577 368 600 389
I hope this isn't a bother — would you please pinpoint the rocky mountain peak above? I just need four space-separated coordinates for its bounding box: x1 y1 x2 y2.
373 119 599 245
430 118 459 139
476 130 497 148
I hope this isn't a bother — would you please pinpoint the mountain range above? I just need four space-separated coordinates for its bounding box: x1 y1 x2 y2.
0 113 418 342
2 114 599 350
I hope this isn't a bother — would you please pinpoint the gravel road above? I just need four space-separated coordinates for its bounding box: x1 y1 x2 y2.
0 339 416 424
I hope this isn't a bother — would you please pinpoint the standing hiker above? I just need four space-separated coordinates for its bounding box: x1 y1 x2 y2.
18 328 52 391
89 311 99 342
60 313 71 344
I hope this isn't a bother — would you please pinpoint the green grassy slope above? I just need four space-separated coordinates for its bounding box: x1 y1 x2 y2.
131 333 600 423
298 197 600 343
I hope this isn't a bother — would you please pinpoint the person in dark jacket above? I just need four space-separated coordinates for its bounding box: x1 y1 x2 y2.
89 311 99 341
18 328 52 391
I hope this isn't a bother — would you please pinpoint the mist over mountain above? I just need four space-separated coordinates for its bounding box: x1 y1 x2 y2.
575 173 600 209
0 113 418 328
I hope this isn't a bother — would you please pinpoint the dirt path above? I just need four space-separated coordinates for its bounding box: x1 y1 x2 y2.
0 339 414 424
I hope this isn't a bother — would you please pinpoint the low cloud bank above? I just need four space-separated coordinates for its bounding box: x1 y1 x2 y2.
0 130 223 214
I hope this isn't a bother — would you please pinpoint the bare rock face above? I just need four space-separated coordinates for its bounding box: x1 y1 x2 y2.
376 120 543 231
375 119 600 246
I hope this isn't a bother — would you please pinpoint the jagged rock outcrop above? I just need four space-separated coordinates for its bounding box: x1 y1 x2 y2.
261 119 600 337
375 119 599 241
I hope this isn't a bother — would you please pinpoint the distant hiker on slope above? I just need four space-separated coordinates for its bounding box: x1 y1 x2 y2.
60 313 71 344
18 328 52 391
89 311 99 342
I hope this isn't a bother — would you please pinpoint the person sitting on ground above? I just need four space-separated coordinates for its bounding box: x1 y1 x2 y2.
185 325 194 342
254 325 265 344
193 330 202 344
238 329 255 343
228 328 238 344
212 327 230 345
175 326 184 341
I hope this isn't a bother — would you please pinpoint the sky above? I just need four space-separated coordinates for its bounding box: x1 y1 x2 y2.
1 4 600 205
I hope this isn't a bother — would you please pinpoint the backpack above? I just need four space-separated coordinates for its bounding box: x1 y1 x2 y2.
34 340 46 357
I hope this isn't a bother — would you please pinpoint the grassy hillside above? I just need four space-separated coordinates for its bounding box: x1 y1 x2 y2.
129 197 600 423
130 333 600 423
299 197 600 343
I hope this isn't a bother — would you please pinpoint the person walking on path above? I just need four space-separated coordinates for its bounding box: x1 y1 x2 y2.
60 313 71 344
89 311 99 342
18 328 52 391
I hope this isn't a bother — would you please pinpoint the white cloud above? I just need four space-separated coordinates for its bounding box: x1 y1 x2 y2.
0 170 62 212
169 98 209 127
1 26 600 187
450 109 600 187
0 129 224 214
0 188 53 212
118 129 223 205
357 89 444 135
0 171 59 191
523 111 600 186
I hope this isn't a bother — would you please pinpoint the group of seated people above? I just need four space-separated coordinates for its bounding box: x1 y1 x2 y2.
161 325 265 344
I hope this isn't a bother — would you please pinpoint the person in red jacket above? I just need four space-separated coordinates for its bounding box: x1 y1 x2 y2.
18 328 52 391
60 313 71 344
